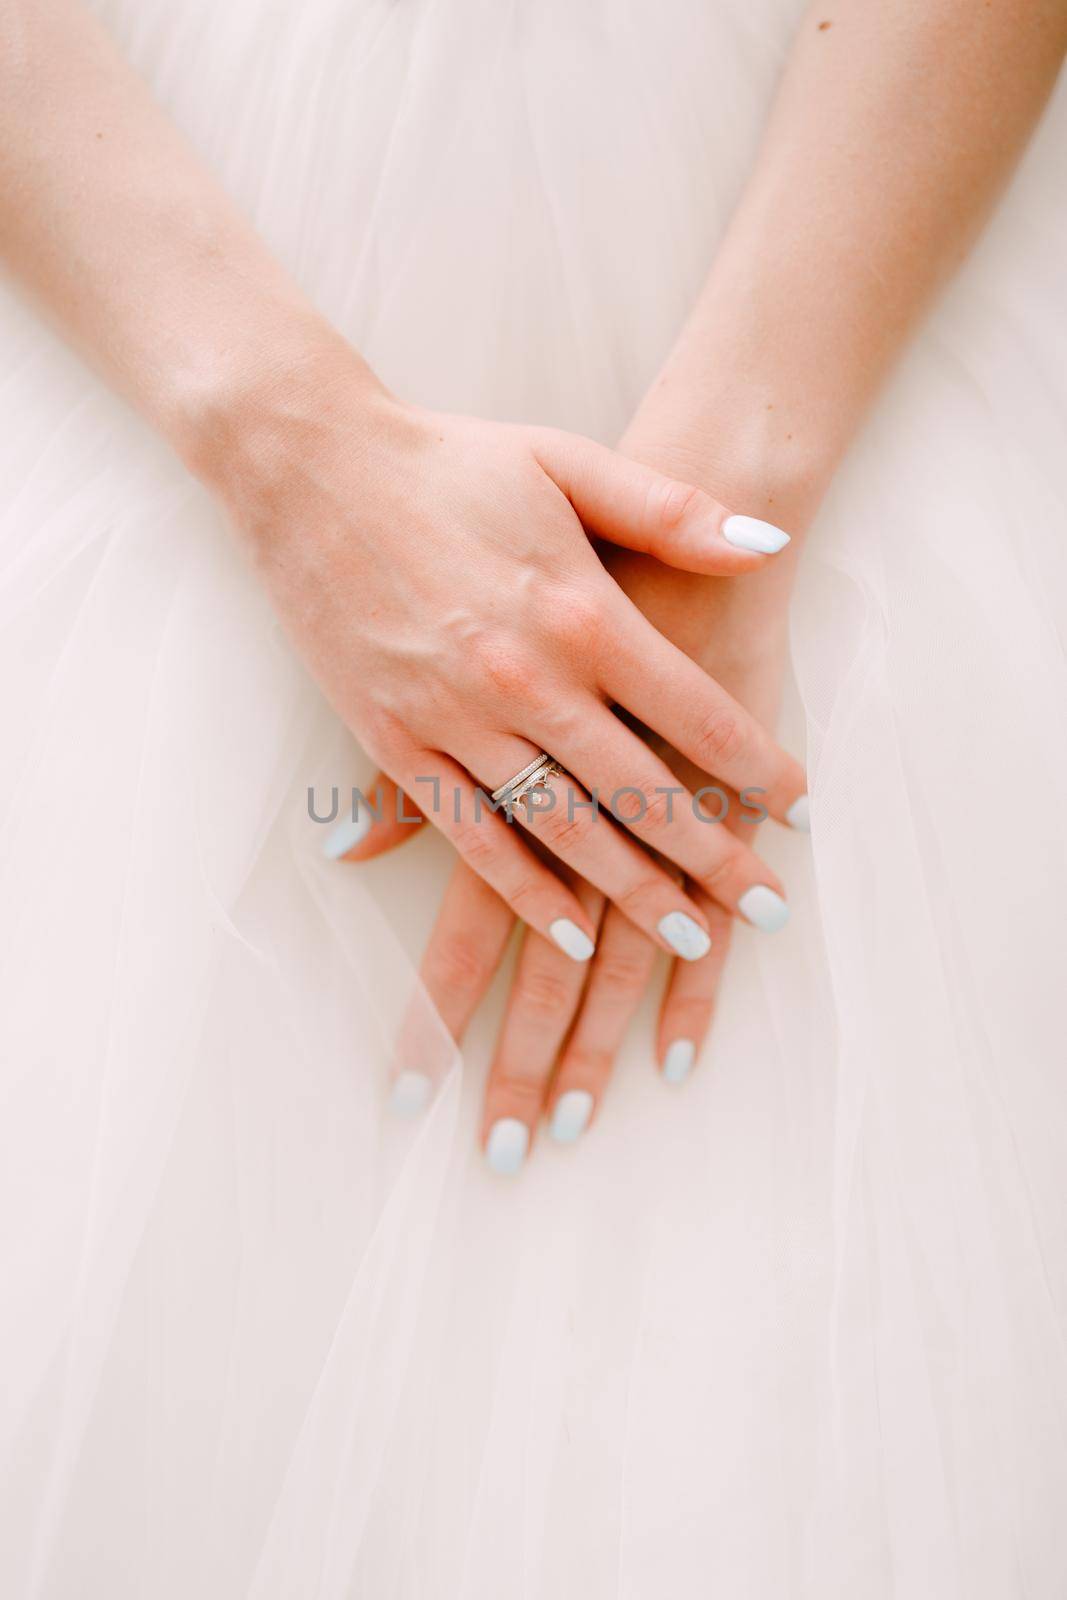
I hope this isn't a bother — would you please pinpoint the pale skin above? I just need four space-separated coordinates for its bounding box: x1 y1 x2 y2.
0 0 809 969
1 1 1064 1161
349 0 1067 1159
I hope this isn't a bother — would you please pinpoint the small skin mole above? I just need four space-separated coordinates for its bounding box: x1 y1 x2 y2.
95 131 103 139
818 19 832 29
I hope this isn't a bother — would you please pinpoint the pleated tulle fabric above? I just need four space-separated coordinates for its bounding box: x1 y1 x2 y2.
1 1 1065 1595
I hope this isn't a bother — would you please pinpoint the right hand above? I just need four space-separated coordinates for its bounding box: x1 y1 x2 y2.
207 342 807 962
375 589 799 1166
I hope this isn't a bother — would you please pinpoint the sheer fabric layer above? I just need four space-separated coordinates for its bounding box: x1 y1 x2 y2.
1 1 1065 1595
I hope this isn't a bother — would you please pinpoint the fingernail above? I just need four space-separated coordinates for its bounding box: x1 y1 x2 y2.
722 515 791 555
550 1089 594 1144
322 810 372 860
549 918 595 962
662 1038 696 1085
486 1118 530 1176
738 885 790 933
389 1069 432 1119
785 795 810 833
657 911 712 961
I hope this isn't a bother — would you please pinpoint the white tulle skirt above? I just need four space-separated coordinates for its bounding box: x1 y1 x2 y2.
2 1 1066 1594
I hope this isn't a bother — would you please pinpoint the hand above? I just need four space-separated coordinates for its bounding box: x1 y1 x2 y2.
215 339 806 963
476 593 795 1167
363 576 802 1168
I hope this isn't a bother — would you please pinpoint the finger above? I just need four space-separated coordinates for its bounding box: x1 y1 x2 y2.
481 879 605 1175
656 886 735 1086
540 711 792 931
470 732 715 962
390 749 600 962
600 603 809 828
547 905 659 1138
390 859 515 1118
321 772 427 862
532 427 791 575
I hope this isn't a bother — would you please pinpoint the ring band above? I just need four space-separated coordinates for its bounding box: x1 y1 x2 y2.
507 760 566 806
491 753 564 807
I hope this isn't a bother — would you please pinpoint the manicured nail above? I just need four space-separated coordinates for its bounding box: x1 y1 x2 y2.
486 1118 530 1176
322 810 372 860
663 1039 696 1085
389 1069 432 1119
549 918 595 962
550 1089 594 1144
738 885 790 933
657 911 712 961
722 515 791 555
786 795 810 833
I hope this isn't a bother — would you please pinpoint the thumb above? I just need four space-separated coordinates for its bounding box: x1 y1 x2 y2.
534 429 792 574
322 773 426 862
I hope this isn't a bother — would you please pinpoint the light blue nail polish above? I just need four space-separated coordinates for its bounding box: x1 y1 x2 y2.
486 1118 529 1176
722 514 791 554
322 810 372 860
657 911 712 961
786 796 810 833
389 1070 432 1119
550 1089 594 1144
738 885 790 933
549 918 596 962
662 1038 696 1085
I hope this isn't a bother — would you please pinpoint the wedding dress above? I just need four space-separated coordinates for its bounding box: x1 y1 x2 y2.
2 1 1066 1595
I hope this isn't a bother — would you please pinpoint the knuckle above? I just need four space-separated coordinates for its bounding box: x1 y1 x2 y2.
452 815 500 870
537 800 596 854
544 584 607 660
700 841 746 894
515 964 576 1016
425 934 495 999
613 876 662 921
559 1045 612 1082
593 949 653 992
492 1070 544 1106
505 874 551 921
700 858 733 895
647 477 707 536
534 694 589 748
611 780 672 831
697 705 746 769
468 631 534 701
516 672 559 723
664 996 716 1033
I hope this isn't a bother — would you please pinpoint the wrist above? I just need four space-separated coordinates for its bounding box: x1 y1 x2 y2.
620 389 831 545
610 365 821 667
623 271 849 542
171 311 394 501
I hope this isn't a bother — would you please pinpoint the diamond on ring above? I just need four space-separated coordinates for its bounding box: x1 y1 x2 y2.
491 753 564 808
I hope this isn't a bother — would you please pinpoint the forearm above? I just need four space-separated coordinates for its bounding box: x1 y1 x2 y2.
610 0 1066 672
0 0 371 477
627 0 1067 543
